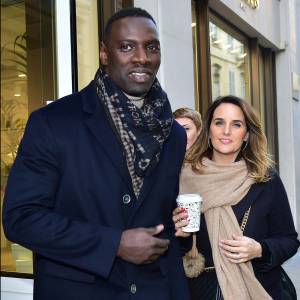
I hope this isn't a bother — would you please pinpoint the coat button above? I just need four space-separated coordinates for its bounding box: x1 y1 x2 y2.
130 283 137 294
123 194 131 204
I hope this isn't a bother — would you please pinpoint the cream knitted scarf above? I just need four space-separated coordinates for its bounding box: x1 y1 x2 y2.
179 158 271 300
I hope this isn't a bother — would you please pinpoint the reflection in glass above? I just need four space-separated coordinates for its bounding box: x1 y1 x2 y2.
209 20 250 102
76 0 100 90
1 0 56 275
191 0 199 110
1 0 30 274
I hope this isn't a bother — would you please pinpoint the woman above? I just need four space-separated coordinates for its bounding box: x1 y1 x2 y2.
173 107 202 151
173 96 299 300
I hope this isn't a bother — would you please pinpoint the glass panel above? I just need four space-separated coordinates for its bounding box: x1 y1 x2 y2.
1 0 56 275
191 0 199 110
76 0 100 90
75 0 133 90
209 16 250 102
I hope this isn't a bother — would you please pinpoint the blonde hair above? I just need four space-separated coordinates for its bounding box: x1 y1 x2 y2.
173 107 202 160
187 96 273 182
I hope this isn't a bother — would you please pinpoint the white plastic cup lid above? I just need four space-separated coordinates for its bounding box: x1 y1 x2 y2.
176 194 202 204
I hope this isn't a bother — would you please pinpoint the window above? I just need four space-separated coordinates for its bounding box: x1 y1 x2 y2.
229 70 235 94
1 0 56 276
191 2 278 162
75 0 100 90
212 64 221 100
209 14 251 102
74 0 133 91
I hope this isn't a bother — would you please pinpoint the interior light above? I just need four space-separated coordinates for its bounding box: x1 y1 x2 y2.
213 39 222 44
18 74 26 78
191 22 196 27
14 94 21 97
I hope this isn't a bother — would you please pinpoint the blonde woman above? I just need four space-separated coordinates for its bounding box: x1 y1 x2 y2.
173 107 202 151
173 96 299 300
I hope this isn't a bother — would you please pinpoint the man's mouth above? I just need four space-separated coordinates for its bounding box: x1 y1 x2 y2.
128 71 151 83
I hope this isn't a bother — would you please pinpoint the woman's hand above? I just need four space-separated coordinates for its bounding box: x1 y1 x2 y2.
219 234 262 263
172 207 191 237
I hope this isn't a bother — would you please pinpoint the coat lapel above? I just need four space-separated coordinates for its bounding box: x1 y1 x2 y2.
126 139 172 224
81 82 134 193
233 182 265 219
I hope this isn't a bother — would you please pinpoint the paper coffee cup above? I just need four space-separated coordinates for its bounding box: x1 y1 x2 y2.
176 194 202 232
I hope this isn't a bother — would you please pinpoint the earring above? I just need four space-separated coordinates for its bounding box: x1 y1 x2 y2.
208 137 213 149
242 140 248 151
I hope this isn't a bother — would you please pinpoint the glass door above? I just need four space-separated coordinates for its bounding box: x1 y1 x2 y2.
1 0 56 276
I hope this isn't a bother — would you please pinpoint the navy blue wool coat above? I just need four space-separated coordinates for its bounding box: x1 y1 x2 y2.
184 171 299 300
3 81 190 300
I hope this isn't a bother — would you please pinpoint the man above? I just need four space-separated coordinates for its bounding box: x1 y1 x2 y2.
3 7 189 300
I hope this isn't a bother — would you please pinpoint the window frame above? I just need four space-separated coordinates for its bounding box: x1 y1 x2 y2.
192 0 278 163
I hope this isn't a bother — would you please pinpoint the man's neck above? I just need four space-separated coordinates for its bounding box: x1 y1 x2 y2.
123 92 145 109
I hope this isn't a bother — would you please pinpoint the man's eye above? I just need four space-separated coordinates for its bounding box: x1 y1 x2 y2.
184 127 190 131
120 44 133 52
147 44 160 52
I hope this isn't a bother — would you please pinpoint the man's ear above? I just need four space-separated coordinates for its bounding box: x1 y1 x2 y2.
100 42 108 66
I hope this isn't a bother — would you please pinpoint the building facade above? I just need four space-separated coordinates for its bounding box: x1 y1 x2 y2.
1 0 299 298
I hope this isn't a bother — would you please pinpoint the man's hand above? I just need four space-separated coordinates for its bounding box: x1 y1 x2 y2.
117 224 170 264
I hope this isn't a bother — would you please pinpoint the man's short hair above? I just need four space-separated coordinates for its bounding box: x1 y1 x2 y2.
104 7 156 41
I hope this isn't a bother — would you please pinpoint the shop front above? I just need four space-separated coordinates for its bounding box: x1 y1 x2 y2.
1 0 299 298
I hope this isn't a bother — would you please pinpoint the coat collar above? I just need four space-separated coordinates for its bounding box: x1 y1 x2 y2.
81 81 99 114
80 81 135 195
233 182 265 219
80 80 165 216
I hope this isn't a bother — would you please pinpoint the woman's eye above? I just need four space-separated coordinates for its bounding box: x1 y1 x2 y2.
215 120 223 126
233 123 242 128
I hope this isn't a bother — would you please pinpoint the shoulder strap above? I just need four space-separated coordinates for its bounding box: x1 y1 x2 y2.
240 206 251 232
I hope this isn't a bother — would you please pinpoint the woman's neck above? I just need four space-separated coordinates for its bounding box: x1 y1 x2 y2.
211 151 239 165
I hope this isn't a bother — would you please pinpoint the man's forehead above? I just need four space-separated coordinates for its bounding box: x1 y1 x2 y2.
109 16 159 39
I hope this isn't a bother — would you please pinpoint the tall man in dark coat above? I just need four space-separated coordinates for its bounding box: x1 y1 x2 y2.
3 7 190 300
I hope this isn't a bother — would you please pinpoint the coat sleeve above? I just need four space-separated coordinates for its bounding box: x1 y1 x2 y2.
2 109 122 278
253 172 300 272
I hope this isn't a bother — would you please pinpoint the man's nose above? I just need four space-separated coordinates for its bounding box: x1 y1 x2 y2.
133 47 150 64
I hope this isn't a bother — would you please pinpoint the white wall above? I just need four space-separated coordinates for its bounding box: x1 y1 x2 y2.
134 0 196 110
1 277 33 300
275 0 299 229
55 0 73 98
293 0 300 233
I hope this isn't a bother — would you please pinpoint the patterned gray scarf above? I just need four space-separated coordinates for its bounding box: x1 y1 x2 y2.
94 68 173 195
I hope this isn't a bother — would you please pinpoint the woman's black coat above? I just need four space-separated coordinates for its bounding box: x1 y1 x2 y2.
181 171 299 299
